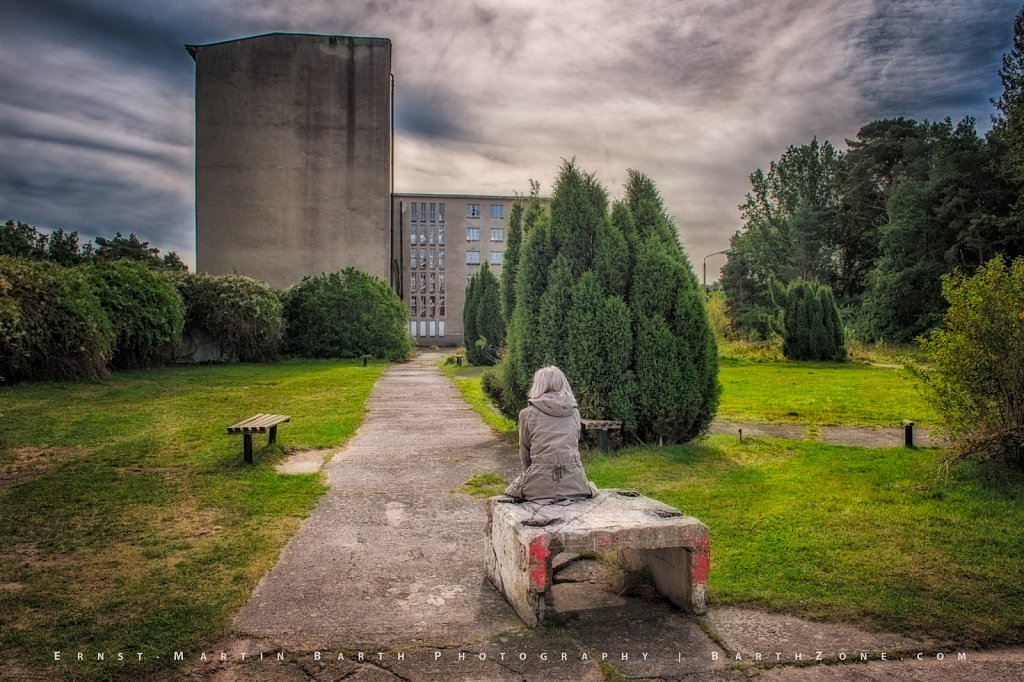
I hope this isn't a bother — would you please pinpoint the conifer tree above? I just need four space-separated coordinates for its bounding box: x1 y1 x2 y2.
463 262 504 365
462 274 479 359
773 278 846 361
501 196 524 325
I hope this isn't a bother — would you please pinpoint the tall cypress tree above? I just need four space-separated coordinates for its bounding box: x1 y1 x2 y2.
462 274 480 359
467 262 503 365
501 196 524 326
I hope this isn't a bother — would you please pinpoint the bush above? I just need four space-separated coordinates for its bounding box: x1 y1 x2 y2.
85 260 184 369
177 273 283 362
909 257 1024 466
281 268 411 361
463 262 503 365
489 162 719 444
0 256 113 381
771 277 846 361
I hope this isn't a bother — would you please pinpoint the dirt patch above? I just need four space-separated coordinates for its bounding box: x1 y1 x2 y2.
274 449 333 475
0 446 93 486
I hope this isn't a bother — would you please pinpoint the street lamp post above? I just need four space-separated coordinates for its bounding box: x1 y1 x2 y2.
703 249 732 295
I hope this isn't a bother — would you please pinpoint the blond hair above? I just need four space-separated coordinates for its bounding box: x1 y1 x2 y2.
528 366 577 403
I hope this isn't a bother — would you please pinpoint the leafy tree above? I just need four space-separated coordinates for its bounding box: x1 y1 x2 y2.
908 257 1024 466
0 220 46 259
282 268 411 361
94 232 161 264
771 278 845 361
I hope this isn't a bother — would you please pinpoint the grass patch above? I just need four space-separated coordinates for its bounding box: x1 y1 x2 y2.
719 360 940 426
585 436 1024 645
0 359 384 680
440 362 517 440
455 472 509 498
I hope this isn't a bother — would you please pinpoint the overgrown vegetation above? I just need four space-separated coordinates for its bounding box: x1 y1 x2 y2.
281 268 412 361
85 260 184 369
909 256 1024 466
0 256 113 382
489 162 718 444
177 273 284 362
0 360 383 681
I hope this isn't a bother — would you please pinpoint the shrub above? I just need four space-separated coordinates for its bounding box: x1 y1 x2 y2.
771 277 846 361
909 257 1024 466
177 273 283 362
281 268 411 361
85 260 184 369
463 262 503 365
489 162 719 444
0 256 113 381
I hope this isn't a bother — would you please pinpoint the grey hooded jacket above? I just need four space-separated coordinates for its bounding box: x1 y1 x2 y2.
504 392 596 501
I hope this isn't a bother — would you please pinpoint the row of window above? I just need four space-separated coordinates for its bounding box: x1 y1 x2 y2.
409 202 445 223
410 248 446 270
410 271 445 294
408 201 504 221
409 295 445 318
466 251 503 265
466 228 504 242
411 320 445 338
410 224 445 246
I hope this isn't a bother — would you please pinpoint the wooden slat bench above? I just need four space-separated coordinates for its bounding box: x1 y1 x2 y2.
580 419 622 453
227 414 291 464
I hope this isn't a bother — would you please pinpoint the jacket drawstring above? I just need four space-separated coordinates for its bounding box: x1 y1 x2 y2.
550 463 566 483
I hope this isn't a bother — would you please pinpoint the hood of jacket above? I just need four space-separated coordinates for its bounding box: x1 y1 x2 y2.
528 392 577 418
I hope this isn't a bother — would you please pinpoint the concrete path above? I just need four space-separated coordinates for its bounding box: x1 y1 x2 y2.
711 420 942 449
184 352 1014 682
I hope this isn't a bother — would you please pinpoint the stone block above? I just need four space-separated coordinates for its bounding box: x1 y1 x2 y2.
484 489 709 627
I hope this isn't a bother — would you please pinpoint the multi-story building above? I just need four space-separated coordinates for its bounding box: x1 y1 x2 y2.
187 33 393 289
392 194 517 346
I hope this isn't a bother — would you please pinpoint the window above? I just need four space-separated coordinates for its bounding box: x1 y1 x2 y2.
429 272 436 293
419 247 427 269
439 225 445 245
490 228 504 242
489 251 503 265
410 253 417 269
439 273 445 293
490 204 503 219
410 303 417 317
429 248 436 269
419 320 426 337
439 202 446 222
420 272 427 293
439 250 445 270
420 295 427 316
466 228 480 241
467 203 481 218
410 270 417 293
429 202 436 222
429 296 436 317
467 250 480 265
429 320 436 336
410 201 418 222
420 202 427 221
429 224 436 245
410 321 417 337
410 230 417 245
439 296 445 316
419 223 426 244
439 320 446 336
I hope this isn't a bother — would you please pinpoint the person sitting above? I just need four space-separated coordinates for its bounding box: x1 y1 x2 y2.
505 366 597 502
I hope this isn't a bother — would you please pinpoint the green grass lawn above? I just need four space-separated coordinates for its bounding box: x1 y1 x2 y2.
585 437 1024 646
718 358 941 426
0 359 384 680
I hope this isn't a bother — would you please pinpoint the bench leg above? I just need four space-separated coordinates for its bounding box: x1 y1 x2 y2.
599 428 609 453
243 434 253 464
363 356 368 367
269 425 278 445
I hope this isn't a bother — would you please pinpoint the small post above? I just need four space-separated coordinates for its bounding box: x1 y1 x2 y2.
903 420 915 448
269 425 278 445
599 428 609 454
243 434 253 464
455 354 463 367
738 428 743 443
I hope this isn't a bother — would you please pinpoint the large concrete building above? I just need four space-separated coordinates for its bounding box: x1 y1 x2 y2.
187 33 394 289
392 194 519 346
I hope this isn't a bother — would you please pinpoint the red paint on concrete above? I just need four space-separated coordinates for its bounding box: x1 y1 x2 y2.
528 538 549 589
691 534 711 584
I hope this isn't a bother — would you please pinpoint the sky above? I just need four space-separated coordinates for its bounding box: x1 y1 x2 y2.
0 0 1019 273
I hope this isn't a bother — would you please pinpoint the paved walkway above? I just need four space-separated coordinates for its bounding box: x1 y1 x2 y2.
182 352 1018 681
710 421 942 449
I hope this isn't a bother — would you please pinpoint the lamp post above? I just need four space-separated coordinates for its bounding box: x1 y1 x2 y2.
703 249 732 295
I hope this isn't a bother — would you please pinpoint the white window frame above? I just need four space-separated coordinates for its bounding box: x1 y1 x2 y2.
466 250 480 265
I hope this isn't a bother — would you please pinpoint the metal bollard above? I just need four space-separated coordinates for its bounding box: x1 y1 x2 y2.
903 419 915 448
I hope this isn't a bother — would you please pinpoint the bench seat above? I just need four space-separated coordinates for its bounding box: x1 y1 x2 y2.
228 413 290 463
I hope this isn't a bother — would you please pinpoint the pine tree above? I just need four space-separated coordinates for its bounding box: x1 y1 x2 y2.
501 196 524 325
462 274 479 360
472 262 504 365
774 278 846 361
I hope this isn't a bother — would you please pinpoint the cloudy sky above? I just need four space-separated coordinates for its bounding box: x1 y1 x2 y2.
0 0 1019 272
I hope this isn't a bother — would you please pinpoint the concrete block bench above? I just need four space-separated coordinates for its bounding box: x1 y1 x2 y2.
485 489 709 627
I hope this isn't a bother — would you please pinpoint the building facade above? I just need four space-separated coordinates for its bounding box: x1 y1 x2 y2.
392 194 518 346
188 33 394 289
